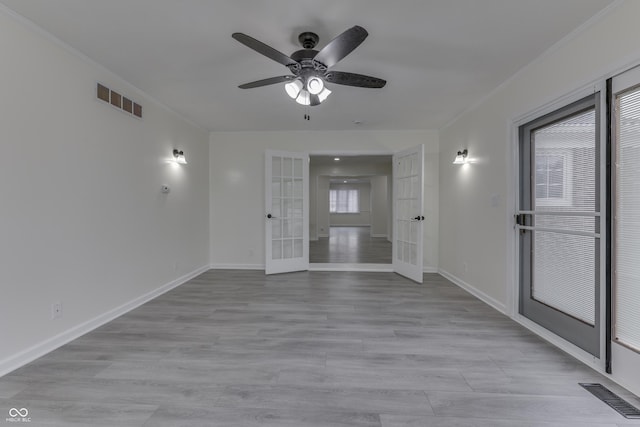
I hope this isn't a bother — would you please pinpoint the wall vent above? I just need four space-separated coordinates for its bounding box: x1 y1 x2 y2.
96 83 142 118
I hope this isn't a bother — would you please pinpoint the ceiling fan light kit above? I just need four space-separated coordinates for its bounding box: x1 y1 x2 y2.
306 76 324 95
285 78 304 98
232 26 386 109
295 90 311 106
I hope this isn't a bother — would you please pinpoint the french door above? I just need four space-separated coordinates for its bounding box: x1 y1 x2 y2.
517 93 601 357
393 145 424 283
265 150 309 275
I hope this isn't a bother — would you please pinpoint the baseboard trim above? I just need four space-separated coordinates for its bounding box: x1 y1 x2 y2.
423 266 438 273
318 234 329 238
209 263 265 270
0 264 210 377
438 268 507 314
371 234 388 238
309 263 393 272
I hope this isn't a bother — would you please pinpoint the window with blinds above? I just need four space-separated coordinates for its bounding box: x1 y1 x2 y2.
535 153 566 200
614 86 640 352
329 189 359 213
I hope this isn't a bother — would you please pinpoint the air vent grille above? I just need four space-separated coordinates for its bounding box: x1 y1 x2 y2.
580 383 640 418
96 83 142 118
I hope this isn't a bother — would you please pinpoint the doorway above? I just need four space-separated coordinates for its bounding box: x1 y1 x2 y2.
517 93 602 357
309 155 393 265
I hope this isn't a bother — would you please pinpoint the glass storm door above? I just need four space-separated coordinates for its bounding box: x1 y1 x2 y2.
393 145 424 283
517 93 601 356
265 150 309 275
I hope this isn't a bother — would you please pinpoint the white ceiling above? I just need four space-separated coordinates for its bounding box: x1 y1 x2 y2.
0 0 613 132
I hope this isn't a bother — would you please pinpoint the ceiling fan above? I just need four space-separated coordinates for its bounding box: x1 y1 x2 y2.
232 26 386 107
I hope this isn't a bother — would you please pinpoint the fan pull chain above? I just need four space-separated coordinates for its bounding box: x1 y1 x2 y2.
304 106 310 121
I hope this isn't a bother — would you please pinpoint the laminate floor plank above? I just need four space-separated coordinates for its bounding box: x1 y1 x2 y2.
426 391 640 425
310 226 392 264
380 414 620 427
143 406 383 427
1 270 639 426
0 397 157 426
276 366 471 392
0 378 29 399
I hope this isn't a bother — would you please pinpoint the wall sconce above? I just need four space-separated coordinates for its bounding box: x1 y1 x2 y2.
453 149 468 165
173 149 187 164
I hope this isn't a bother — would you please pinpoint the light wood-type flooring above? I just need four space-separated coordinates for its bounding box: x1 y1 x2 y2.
2 271 640 426
310 226 392 264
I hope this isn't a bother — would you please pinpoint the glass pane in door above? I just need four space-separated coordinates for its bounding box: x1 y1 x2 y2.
531 109 597 325
615 86 640 351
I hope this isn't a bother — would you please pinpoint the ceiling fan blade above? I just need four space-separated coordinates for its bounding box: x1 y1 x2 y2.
232 33 298 67
314 26 368 68
238 75 295 89
324 71 386 88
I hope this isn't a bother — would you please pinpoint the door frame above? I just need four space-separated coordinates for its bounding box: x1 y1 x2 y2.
508 81 608 371
517 93 601 357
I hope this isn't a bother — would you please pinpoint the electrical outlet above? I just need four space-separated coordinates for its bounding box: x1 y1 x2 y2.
51 302 62 319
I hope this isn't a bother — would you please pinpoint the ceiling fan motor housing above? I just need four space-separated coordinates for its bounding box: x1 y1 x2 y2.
298 32 319 49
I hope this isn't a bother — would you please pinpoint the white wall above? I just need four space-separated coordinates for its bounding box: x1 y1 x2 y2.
0 9 210 373
438 1 640 394
370 175 389 237
328 182 371 227
313 176 330 239
210 130 439 270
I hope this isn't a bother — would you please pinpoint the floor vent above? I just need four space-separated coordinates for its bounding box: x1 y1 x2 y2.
580 383 640 419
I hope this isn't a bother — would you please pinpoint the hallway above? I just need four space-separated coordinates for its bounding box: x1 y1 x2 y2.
310 226 392 264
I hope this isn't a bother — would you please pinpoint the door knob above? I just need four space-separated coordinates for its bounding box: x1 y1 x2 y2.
266 213 275 219
413 216 425 221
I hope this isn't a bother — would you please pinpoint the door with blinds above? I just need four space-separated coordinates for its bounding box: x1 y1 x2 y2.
611 66 640 388
517 93 601 357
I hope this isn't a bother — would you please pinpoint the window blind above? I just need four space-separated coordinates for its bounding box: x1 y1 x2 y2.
615 87 640 351
329 189 359 213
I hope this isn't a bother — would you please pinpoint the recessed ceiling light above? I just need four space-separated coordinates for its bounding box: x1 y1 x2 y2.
344 180 348 183
334 157 340 161
353 120 363 125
